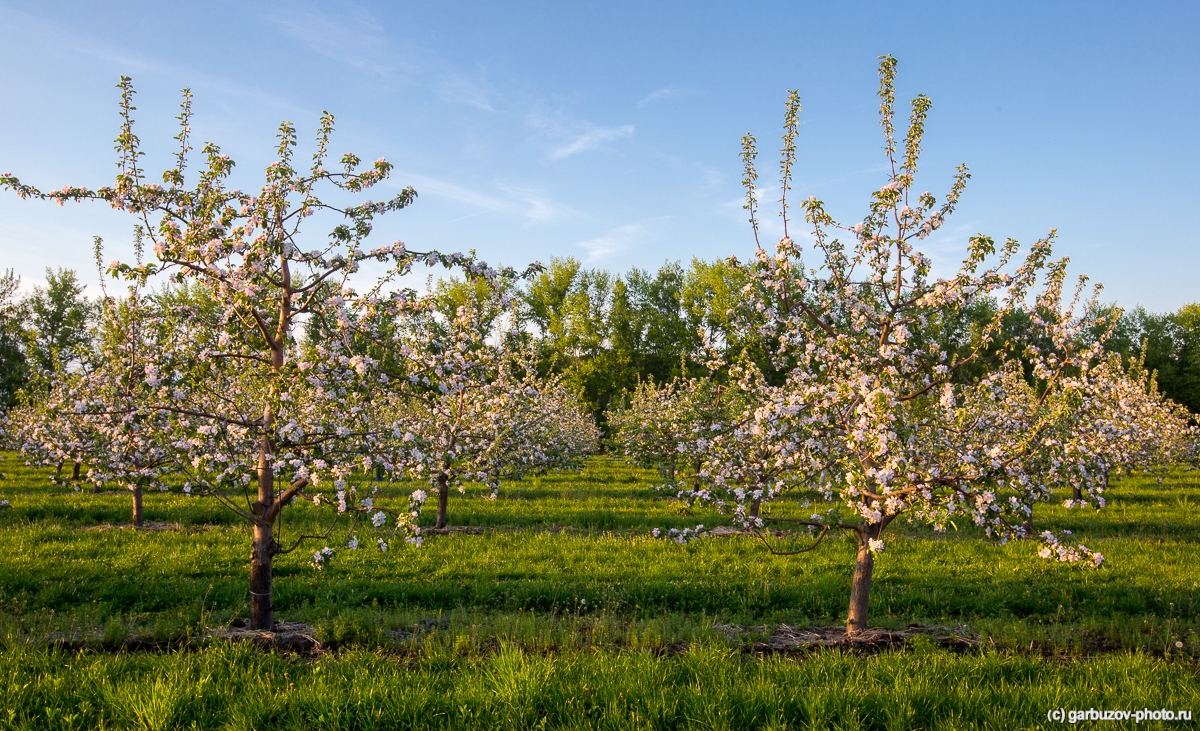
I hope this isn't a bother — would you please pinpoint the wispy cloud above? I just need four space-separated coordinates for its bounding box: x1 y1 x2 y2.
433 70 496 111
499 185 576 224
550 125 635 161
576 223 646 262
2 9 308 120
269 3 394 76
269 3 497 110
272 7 638 157
695 163 722 188
400 173 507 210
395 174 576 226
637 87 677 108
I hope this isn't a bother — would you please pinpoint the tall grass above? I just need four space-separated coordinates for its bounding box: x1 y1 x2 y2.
0 452 1198 728
2 643 1197 730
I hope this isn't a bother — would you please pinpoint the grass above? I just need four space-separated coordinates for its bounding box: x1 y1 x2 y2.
0 451 1198 728
2 643 1198 730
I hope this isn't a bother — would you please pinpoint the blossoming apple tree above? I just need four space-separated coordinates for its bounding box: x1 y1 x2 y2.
1052 350 1196 506
380 301 598 529
609 376 725 493
650 56 1186 634
8 268 178 526
1 79 531 629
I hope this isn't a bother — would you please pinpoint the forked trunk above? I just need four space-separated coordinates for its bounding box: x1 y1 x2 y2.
846 534 875 634
131 485 144 528
249 433 277 630
435 473 450 530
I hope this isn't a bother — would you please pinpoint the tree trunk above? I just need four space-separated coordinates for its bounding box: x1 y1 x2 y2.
435 473 450 530
131 485 144 528
846 533 875 634
1072 485 1083 502
248 299 289 632
749 497 761 519
375 464 384 482
249 434 276 630
250 522 274 630
73 461 81 481
686 469 702 506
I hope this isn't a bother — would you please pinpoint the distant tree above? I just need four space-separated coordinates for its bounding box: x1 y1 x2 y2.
610 378 693 483
521 258 630 422
617 262 694 381
25 268 94 376
1101 304 1200 415
520 256 740 429
0 270 27 410
610 372 735 503
681 257 752 363
1170 304 1200 413
383 300 597 529
11 282 176 526
521 256 581 357
433 274 516 340
17 267 98 481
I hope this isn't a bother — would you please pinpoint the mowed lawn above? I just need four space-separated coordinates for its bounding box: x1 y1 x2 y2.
0 451 1197 729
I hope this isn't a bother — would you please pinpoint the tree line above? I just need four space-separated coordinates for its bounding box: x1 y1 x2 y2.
5 259 1197 429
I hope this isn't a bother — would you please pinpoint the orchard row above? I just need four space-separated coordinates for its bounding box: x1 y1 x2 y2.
1 57 1195 635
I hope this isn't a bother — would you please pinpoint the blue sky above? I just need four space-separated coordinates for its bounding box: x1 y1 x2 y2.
1 1 1196 310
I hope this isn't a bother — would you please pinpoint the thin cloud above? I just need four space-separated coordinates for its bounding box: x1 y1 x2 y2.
637 87 676 108
576 223 646 262
400 173 507 211
695 163 722 188
3 9 307 119
442 204 515 224
433 70 496 112
550 125 635 161
270 4 394 76
269 4 497 111
394 175 576 226
497 184 579 224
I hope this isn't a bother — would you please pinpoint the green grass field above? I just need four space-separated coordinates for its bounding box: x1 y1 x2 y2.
0 451 1197 729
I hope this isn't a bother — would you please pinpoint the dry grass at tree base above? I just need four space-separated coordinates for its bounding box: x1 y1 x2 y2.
712 623 979 653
